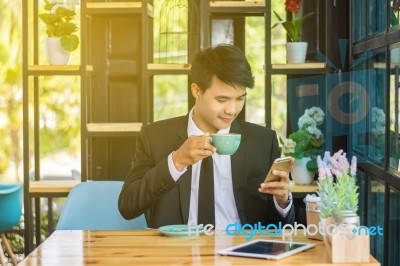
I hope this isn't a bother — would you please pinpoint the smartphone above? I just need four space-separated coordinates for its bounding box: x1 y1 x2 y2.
264 156 293 182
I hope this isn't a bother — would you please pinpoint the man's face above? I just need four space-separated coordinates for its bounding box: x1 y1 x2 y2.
191 76 247 134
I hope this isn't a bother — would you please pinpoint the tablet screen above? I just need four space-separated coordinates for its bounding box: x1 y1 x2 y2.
217 239 315 260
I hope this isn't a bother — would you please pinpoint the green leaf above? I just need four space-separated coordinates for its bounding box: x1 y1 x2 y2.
272 10 314 42
59 21 78 35
272 10 284 24
61 34 79 52
39 13 61 26
56 6 76 18
43 2 57 11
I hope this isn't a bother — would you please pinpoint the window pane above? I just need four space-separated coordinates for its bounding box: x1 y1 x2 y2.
153 75 188 121
368 0 387 36
389 187 400 266
350 62 368 156
356 170 366 225
368 176 385 264
389 0 400 29
211 19 234 46
352 0 366 42
367 52 386 165
389 43 400 172
271 75 287 139
37 76 81 180
245 16 265 124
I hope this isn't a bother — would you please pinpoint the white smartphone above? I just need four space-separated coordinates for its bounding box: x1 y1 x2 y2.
264 156 292 182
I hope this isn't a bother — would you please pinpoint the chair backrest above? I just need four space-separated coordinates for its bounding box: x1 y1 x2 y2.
0 184 23 230
56 181 147 230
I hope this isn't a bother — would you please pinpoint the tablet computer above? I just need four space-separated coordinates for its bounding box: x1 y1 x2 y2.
217 239 315 260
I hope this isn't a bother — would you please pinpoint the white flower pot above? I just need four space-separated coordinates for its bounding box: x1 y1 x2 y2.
45 37 70 65
292 157 315 185
286 42 308 64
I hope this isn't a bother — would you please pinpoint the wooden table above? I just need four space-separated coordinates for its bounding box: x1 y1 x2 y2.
20 230 380 265
25 180 81 254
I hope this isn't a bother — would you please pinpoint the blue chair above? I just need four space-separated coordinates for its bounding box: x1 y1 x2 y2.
56 181 147 230
0 183 23 266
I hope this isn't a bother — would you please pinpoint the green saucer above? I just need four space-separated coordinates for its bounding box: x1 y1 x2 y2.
158 224 204 238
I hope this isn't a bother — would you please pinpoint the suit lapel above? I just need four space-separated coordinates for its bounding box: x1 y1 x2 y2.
230 120 247 223
174 116 191 223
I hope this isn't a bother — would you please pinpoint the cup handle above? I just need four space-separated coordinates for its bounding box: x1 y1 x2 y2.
207 136 212 143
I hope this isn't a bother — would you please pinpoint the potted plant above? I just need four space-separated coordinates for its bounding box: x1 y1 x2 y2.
272 0 314 63
316 150 360 249
39 0 79 65
280 107 325 184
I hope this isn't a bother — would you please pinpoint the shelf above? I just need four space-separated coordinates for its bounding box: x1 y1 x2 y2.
209 1 267 14
147 63 191 75
374 62 400 69
86 2 153 16
86 123 142 136
27 65 93 76
270 62 327 75
29 180 80 196
289 181 318 193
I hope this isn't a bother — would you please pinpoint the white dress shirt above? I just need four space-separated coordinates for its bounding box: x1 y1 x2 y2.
167 108 292 229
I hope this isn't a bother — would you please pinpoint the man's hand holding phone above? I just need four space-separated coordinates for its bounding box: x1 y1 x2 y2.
258 156 295 207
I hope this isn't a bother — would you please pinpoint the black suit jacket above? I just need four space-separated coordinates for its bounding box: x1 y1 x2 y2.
118 115 295 228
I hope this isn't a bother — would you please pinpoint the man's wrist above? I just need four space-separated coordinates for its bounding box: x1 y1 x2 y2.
172 151 185 171
277 192 292 208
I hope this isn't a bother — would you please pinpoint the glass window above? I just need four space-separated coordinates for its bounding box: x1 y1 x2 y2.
153 75 188 121
271 75 287 139
367 52 386 165
350 61 368 156
35 76 81 180
389 43 400 172
245 16 266 125
390 0 400 29
368 0 387 36
368 175 385 264
352 0 366 42
211 19 234 46
357 169 366 225
389 187 400 266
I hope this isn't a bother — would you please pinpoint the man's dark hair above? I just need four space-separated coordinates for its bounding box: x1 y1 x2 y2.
191 44 255 92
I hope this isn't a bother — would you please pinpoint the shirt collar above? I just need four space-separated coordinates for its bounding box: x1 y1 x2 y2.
188 107 230 136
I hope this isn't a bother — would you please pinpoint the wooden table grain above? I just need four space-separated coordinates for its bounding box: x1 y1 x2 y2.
20 230 380 266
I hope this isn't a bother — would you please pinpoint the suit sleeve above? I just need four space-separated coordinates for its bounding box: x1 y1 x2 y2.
118 126 177 220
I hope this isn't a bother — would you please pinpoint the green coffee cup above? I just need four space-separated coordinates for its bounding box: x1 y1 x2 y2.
210 133 241 155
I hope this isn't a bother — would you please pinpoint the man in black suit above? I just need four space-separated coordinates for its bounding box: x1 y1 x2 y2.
119 44 295 229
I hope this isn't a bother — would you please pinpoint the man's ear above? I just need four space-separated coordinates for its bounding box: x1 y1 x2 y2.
191 83 201 100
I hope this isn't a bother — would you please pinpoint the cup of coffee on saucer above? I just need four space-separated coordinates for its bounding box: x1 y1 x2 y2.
210 133 241 155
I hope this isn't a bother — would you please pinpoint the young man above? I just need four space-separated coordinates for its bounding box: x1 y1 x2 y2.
118 44 295 229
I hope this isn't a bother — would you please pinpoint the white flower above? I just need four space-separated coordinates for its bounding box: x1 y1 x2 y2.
298 107 325 129
298 114 316 129
306 107 325 123
306 126 323 139
282 138 296 154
